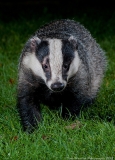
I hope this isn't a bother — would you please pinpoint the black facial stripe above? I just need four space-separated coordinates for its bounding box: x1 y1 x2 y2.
46 72 51 81
43 58 51 81
62 74 67 81
35 40 51 81
36 40 49 62
62 40 75 81
62 40 75 58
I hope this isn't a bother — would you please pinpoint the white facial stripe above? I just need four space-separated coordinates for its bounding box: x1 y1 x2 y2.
68 51 81 79
48 39 63 84
22 52 46 81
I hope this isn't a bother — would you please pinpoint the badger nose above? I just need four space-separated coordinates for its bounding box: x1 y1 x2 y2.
51 82 65 92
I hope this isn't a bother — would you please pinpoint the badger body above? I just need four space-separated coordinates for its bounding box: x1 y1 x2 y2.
17 19 106 132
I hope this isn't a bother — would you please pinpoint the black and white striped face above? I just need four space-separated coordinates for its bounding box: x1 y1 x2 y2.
22 36 80 92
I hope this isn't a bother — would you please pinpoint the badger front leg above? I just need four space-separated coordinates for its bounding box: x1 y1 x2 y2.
62 92 93 118
17 91 41 133
62 98 81 119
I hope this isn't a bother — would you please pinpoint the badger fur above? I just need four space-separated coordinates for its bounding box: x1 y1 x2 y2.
17 19 106 132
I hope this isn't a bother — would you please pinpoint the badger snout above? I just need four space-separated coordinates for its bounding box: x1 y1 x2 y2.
51 82 65 92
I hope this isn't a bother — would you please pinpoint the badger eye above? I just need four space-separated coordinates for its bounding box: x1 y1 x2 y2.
63 63 69 70
42 63 49 71
44 64 48 69
63 64 68 69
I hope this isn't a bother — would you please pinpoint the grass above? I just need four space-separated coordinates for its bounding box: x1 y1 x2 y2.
0 11 115 159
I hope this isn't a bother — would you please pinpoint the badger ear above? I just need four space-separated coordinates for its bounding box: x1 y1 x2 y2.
68 36 78 50
29 36 41 52
23 36 41 53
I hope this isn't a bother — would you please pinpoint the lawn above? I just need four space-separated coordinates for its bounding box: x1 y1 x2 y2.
0 11 115 159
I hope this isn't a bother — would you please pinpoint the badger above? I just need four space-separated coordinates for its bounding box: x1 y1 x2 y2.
17 19 106 132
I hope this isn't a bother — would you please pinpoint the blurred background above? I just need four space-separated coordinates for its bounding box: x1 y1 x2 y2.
0 0 115 21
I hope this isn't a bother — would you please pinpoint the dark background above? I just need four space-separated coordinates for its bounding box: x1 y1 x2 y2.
0 0 115 21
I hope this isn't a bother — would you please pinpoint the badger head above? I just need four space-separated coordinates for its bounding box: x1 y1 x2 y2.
22 36 80 92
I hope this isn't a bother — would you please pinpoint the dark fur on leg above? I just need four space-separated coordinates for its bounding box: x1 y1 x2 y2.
17 94 41 133
62 92 94 119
